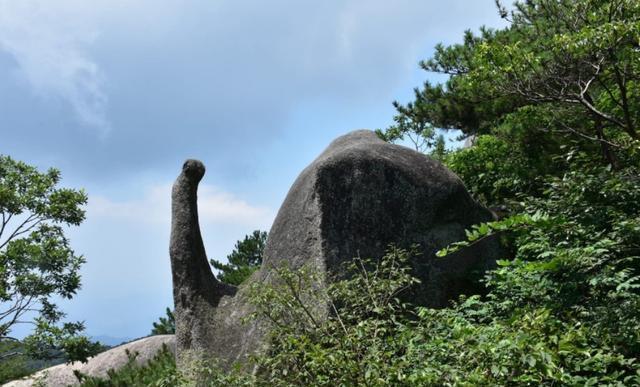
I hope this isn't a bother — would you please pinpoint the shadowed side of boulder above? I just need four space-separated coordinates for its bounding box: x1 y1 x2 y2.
310 131 498 306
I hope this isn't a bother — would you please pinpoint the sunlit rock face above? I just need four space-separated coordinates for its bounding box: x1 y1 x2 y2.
170 130 500 371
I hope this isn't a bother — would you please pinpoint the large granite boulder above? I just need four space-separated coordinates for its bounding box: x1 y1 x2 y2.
3 335 175 387
169 130 500 371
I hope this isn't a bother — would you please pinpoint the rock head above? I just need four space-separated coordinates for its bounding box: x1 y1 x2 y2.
169 130 500 371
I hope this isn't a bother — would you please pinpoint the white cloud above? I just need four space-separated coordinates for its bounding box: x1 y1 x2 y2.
88 184 274 229
0 0 109 134
196 185 274 226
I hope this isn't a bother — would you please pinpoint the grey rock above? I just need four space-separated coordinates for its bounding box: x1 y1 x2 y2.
3 335 175 387
170 130 500 371
463 134 478 148
169 160 236 366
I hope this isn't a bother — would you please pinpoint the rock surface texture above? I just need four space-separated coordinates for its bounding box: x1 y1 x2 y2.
170 130 500 370
169 159 236 366
2 335 175 387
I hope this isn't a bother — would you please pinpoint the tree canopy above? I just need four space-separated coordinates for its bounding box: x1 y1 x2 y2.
0 155 100 368
151 308 175 336
210 230 267 286
381 0 640 168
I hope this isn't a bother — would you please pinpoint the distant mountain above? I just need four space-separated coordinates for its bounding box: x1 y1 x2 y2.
91 335 132 347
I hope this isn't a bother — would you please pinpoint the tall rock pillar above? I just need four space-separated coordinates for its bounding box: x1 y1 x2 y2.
169 159 236 366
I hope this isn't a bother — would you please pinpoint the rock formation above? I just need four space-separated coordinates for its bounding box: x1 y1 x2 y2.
3 335 175 387
169 160 236 365
169 130 501 371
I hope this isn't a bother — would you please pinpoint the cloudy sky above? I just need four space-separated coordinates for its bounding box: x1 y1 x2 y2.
1 0 506 341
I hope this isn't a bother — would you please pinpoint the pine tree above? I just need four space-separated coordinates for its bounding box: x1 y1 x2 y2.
210 230 267 286
151 308 175 335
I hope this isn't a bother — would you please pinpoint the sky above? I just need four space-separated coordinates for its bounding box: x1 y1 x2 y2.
0 0 507 341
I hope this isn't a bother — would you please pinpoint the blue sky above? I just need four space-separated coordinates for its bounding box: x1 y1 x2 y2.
1 0 506 340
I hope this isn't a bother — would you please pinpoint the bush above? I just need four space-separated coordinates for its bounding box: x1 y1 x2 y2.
445 135 546 206
0 340 31 384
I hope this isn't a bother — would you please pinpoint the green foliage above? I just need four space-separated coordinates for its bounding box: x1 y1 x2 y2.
0 155 99 363
429 161 640 385
375 124 449 162
74 344 179 387
384 0 640 167
375 114 443 154
0 337 73 384
210 230 267 286
382 26 521 138
376 13 639 383
0 339 31 384
445 135 546 205
22 320 103 363
140 249 423 386
151 308 175 335
244 247 422 386
487 0 640 142
430 134 447 161
174 359 253 387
